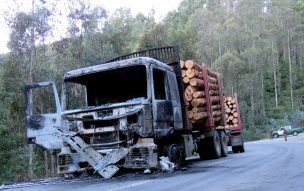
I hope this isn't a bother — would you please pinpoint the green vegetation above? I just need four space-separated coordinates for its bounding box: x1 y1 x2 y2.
0 0 303 183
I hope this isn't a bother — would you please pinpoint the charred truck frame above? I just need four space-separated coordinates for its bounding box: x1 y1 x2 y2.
25 46 243 179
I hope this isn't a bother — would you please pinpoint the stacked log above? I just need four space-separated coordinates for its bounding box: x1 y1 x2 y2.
224 96 239 128
181 60 207 123
206 69 222 123
181 60 222 124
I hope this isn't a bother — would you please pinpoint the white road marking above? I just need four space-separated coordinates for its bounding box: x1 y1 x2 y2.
107 180 151 191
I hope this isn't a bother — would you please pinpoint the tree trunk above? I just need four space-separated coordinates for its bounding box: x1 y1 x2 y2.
208 76 217 84
207 69 217 78
183 76 190 84
212 104 221 110
210 96 220 104
193 91 205 98
185 60 201 70
208 83 218 90
193 112 208 120
50 150 55 176
184 91 193 101
180 60 185 69
191 98 207 107
212 111 222 117
28 0 35 180
186 69 203 78
287 29 294 110
186 85 197 95
192 107 206 113
44 150 49 177
188 111 194 119
189 78 204 87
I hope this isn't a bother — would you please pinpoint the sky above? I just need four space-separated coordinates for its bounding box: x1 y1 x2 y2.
0 0 182 54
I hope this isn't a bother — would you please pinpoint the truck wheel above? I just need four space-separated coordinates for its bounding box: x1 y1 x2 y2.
209 131 221 159
165 144 185 166
239 145 245 153
232 146 239 153
273 133 279 139
198 131 221 159
72 171 83 177
219 131 228 157
293 131 298 136
198 139 210 160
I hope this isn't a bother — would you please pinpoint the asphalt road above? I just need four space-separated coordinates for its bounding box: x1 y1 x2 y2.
3 134 304 191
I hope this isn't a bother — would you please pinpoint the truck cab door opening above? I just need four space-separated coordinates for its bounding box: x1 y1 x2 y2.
25 81 63 150
152 68 173 138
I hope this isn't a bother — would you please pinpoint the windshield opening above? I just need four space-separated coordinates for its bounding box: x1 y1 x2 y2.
64 65 147 110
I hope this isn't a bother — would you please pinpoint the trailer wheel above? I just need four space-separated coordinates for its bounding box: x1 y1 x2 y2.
211 131 222 159
219 131 228 157
198 131 221 159
239 145 245 153
198 139 210 160
232 145 245 153
232 146 239 153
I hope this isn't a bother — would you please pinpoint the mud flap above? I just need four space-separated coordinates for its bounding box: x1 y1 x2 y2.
62 134 129 179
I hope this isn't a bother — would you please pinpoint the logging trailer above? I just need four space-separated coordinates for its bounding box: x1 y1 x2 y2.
25 46 244 179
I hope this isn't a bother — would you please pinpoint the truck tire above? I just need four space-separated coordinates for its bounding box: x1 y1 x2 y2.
209 131 222 159
232 146 238 153
232 145 245 153
293 131 298 136
198 131 221 159
166 144 185 166
219 131 228 157
198 139 211 160
239 145 245 153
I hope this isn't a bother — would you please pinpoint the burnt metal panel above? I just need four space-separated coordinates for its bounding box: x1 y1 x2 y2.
152 100 174 138
25 81 63 149
167 71 183 130
103 46 189 129
153 100 173 122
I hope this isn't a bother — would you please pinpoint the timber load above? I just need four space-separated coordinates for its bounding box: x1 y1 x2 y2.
223 96 240 129
181 60 225 125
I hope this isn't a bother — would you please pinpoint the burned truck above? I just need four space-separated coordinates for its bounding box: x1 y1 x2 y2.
25 46 243 179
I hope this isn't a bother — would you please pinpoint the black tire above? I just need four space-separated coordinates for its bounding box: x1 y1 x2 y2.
72 171 83 177
293 131 298 136
198 131 221 160
239 145 245 153
273 133 279 139
208 131 222 159
232 146 239 153
198 139 210 160
166 144 185 166
232 145 245 153
219 131 228 157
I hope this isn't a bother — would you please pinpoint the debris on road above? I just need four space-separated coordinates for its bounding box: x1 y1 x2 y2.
159 156 175 172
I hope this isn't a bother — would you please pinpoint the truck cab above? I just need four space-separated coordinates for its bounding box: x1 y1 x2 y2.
25 57 186 176
25 46 232 178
